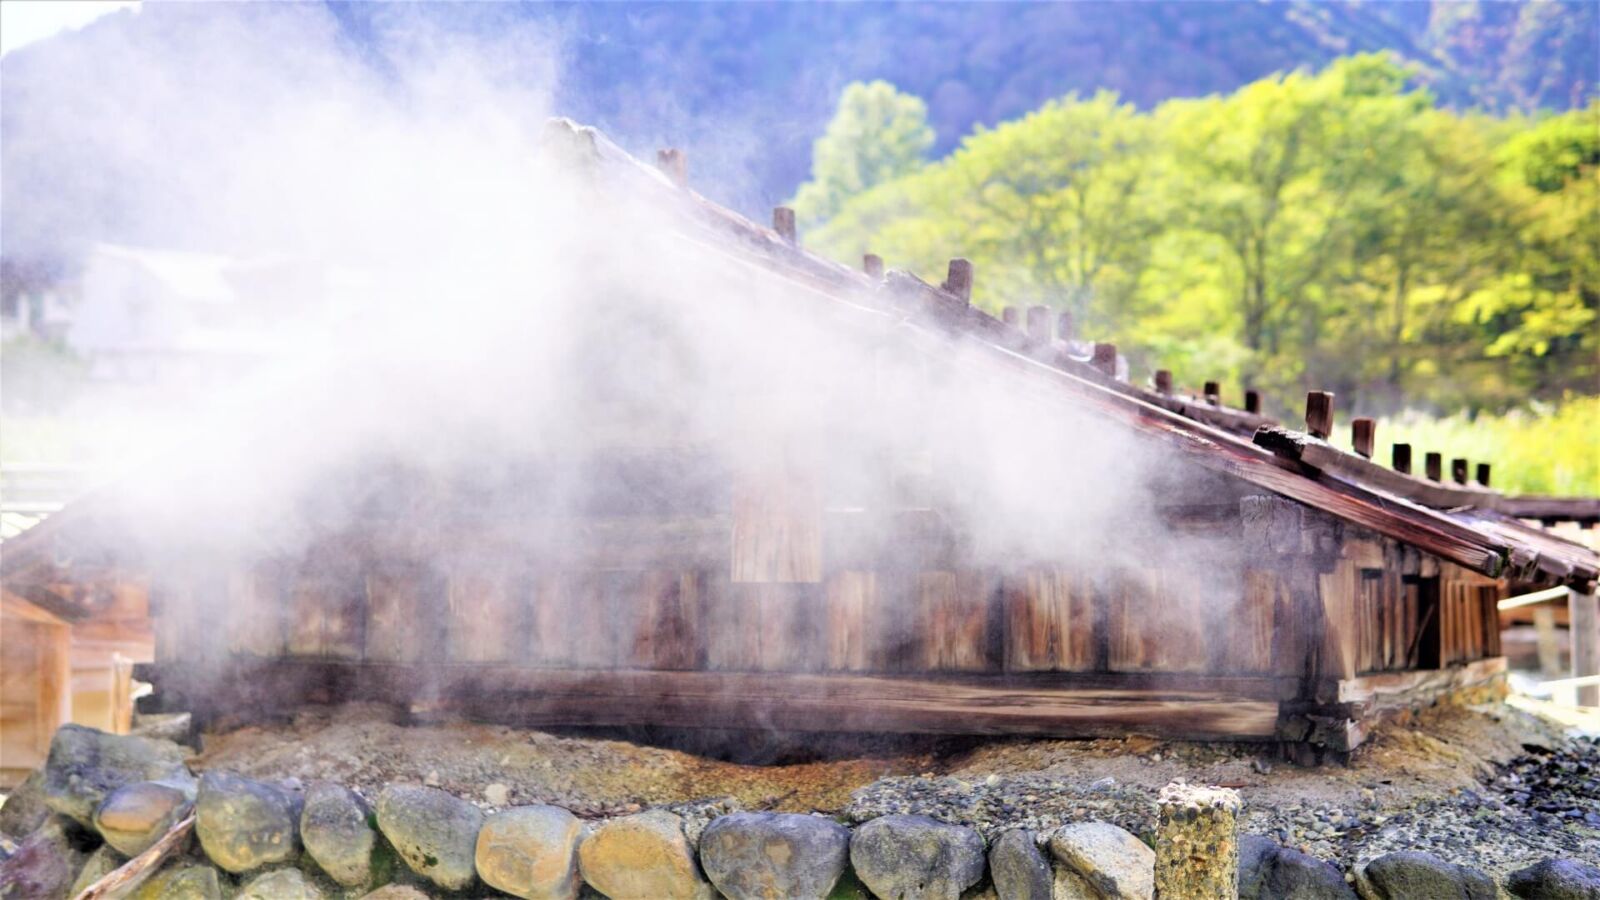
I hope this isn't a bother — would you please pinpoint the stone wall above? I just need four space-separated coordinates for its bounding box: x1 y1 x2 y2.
2 725 1596 900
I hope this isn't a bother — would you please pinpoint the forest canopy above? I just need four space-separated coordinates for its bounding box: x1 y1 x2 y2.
797 55 1598 427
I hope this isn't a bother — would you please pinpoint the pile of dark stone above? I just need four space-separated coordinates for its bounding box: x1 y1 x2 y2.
1494 737 1600 830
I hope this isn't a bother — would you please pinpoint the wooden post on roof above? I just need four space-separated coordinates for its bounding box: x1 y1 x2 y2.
1573 589 1600 706
772 207 797 244
1203 381 1220 406
1244 389 1261 415
655 148 687 186
1001 307 1020 328
1057 311 1075 342
1392 443 1412 475
1154 370 1173 395
863 254 884 280
1091 343 1117 377
1476 463 1491 487
1425 452 1443 482
1351 418 1375 459
1026 306 1051 343
942 258 973 303
1304 391 1334 439
1451 458 1469 485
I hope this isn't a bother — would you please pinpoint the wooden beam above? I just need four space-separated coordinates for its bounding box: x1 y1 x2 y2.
1057 311 1075 342
1392 443 1412 475
772 207 797 244
1244 390 1261 415
1573 589 1599 707
1091 343 1117 377
1203 381 1220 406
146 662 1286 740
1351 418 1375 459
862 254 884 280
1425 452 1443 482
1496 496 1600 522
654 148 687 186
942 258 973 304
1154 370 1173 395
1304 392 1334 440
1001 306 1020 327
1025 306 1051 344
1476 464 1491 488
1452 458 1469 485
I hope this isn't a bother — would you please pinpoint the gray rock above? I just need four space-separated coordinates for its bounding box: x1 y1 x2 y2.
1048 821 1154 900
68 844 128 897
0 769 51 839
1239 835 1355 900
849 814 986 900
474 804 585 900
40 724 190 826
988 830 1050 900
94 776 196 856
1507 859 1600 900
358 886 435 900
1357 851 1496 900
699 812 850 900
0 815 93 899
578 809 713 900
301 780 377 887
375 784 483 891
238 867 328 899
195 771 300 874
132 862 224 900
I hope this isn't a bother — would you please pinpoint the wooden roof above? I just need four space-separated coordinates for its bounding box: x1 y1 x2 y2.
3 118 1596 594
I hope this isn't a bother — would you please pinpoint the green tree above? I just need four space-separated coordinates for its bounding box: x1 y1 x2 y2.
791 81 934 228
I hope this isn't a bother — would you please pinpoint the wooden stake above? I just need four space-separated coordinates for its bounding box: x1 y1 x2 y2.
1475 463 1491 487
1001 307 1020 327
73 814 195 900
1451 458 1469 485
942 258 973 304
1057 311 1075 342
1154 370 1173 395
655 148 687 186
772 207 797 244
1573 589 1600 707
1425 452 1443 482
1091 343 1117 377
1304 391 1334 440
1392 443 1412 475
1244 390 1261 415
1203 381 1220 406
863 254 884 280
1026 305 1051 343
1351 418 1375 459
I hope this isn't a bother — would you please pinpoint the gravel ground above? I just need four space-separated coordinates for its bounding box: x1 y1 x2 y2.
188 699 1599 879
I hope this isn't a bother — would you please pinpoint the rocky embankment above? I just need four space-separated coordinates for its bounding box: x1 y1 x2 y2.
0 711 1596 899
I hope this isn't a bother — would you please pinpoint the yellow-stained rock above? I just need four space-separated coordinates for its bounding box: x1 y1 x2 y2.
577 809 713 900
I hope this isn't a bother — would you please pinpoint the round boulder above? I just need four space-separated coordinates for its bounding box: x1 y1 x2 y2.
40 724 190 826
195 771 300 874
849 814 986 900
1049 821 1154 900
1238 834 1354 900
94 777 196 856
375 784 483 891
475 804 585 900
698 811 851 900
238 867 327 899
132 862 224 900
1506 858 1600 900
0 814 94 899
358 887 435 899
1356 851 1496 900
0 769 51 839
578 809 714 900
301 781 377 887
989 829 1051 900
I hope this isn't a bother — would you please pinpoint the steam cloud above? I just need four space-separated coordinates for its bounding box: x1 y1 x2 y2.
3 4 1246 675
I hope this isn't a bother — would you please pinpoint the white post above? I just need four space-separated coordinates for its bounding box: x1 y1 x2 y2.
1572 589 1599 707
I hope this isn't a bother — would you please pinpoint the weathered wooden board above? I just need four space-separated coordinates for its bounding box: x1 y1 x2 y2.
1003 568 1092 672
1107 570 1209 673
823 570 875 671
921 570 995 671
446 572 521 663
227 565 285 657
731 462 822 584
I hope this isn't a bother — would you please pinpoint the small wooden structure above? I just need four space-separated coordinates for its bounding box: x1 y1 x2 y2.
2 120 1596 759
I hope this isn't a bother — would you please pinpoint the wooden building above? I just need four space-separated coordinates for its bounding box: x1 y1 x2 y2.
2 120 1596 760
